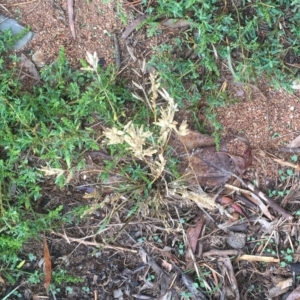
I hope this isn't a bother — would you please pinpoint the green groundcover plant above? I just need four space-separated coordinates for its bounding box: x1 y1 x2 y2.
0 31 131 268
144 0 300 139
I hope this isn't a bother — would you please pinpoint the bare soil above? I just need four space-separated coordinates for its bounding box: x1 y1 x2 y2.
1 1 300 300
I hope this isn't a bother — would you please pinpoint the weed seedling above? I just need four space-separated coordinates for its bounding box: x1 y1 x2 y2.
280 248 294 267
291 155 298 162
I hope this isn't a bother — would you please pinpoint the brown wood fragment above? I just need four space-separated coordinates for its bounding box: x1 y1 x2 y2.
113 33 121 68
245 181 293 220
278 147 300 153
202 249 243 257
67 0 76 40
121 14 147 39
237 254 279 263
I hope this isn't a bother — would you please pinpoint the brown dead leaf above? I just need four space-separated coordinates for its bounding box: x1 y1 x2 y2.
183 148 232 187
243 147 252 169
219 152 246 175
44 236 52 292
219 196 248 219
169 131 252 187
187 217 204 253
176 131 215 151
185 217 204 270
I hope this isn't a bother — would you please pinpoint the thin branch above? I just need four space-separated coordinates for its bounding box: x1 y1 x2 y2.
51 231 137 253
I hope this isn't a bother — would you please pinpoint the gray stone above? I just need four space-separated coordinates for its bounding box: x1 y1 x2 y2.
0 15 35 49
113 289 123 299
226 231 246 249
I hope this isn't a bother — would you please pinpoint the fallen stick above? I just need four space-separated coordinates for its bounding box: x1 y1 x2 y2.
237 254 280 263
113 33 121 69
51 231 137 253
67 0 76 40
278 147 300 153
224 183 293 220
202 249 243 257
224 184 274 220
245 181 293 220
273 158 300 171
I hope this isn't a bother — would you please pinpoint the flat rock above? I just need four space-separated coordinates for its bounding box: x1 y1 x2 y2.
226 231 246 249
0 15 35 49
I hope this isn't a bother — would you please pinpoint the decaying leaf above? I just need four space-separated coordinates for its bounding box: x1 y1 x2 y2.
169 132 252 187
219 196 247 219
187 217 204 253
183 147 232 187
185 217 204 269
219 153 246 175
176 131 215 151
43 236 52 292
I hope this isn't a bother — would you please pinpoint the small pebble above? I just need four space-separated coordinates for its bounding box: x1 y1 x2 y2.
226 231 246 249
113 288 123 299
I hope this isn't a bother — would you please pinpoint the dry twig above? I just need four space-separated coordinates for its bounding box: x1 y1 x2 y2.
202 249 243 257
51 231 137 253
237 254 279 263
4 0 38 6
67 0 76 40
224 182 292 220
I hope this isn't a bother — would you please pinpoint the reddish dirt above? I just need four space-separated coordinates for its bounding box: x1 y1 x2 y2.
1 0 122 67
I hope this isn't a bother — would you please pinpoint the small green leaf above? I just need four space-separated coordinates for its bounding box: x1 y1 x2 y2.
291 154 298 162
280 261 287 268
